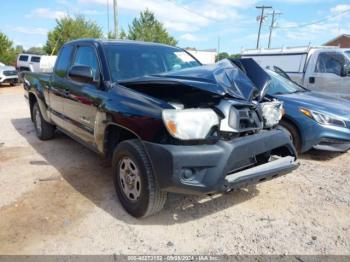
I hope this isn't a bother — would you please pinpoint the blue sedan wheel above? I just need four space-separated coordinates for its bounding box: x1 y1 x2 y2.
278 120 301 154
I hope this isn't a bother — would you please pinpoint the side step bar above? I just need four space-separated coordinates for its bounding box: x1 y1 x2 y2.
225 156 296 183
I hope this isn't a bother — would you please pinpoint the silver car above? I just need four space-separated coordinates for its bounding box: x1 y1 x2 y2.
0 64 18 86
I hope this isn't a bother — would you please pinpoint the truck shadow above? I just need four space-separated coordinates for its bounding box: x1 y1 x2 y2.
11 117 259 225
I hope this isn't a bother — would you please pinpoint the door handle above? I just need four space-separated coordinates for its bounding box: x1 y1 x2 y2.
309 77 315 84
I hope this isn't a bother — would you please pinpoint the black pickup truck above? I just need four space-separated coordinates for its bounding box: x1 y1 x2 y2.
24 39 298 217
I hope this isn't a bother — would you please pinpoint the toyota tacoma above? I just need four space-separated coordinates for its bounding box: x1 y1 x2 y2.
23 39 298 218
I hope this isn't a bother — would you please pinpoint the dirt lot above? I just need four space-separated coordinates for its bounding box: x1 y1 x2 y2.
0 84 349 255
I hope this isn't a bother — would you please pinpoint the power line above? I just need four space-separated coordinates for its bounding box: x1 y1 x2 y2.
157 0 270 29
164 0 220 22
276 8 350 29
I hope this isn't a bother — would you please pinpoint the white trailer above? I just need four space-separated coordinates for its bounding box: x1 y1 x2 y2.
186 49 217 65
242 46 350 100
16 54 57 73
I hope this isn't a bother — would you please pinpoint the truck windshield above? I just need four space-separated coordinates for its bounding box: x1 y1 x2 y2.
103 44 201 81
267 70 306 95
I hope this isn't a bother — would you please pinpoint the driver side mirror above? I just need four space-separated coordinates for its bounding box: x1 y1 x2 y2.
341 64 350 77
68 65 94 84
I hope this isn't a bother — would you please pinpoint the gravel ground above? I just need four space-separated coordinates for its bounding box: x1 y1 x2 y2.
0 85 349 255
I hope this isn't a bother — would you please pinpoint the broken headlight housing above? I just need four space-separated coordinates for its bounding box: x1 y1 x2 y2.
162 109 219 140
260 101 284 128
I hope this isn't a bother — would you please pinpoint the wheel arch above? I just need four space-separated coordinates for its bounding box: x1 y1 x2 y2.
28 90 51 123
280 115 304 151
28 92 37 121
103 123 141 160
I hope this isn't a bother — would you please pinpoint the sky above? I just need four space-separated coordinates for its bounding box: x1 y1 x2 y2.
1 0 350 54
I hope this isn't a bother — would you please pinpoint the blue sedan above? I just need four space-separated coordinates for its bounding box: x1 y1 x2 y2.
267 69 350 153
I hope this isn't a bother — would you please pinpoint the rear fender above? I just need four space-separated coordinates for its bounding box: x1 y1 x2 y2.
25 72 51 123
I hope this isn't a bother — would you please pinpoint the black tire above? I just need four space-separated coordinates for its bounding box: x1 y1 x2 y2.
278 120 301 154
32 102 55 140
112 139 167 218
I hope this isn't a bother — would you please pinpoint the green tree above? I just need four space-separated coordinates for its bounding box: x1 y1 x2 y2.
0 32 17 65
215 52 241 62
44 15 103 55
230 54 241 59
26 46 46 55
215 52 230 62
125 9 177 46
119 29 128 40
107 31 116 40
15 45 24 54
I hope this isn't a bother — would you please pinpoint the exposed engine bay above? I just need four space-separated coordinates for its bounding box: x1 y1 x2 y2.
119 58 284 142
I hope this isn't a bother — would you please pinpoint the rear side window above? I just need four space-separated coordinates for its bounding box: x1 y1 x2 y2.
54 45 73 78
19 55 29 61
31 56 41 63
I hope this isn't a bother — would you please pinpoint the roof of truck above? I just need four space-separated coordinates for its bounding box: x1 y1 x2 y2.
66 38 178 48
241 45 341 56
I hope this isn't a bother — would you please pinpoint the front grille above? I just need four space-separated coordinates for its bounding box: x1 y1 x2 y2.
3 70 17 76
228 107 262 131
239 109 250 118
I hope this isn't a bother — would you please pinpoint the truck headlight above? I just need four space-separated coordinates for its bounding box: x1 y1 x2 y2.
300 108 346 128
260 101 284 128
162 109 219 140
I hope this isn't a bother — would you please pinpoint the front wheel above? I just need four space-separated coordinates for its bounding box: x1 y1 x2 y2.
33 102 55 140
112 139 167 218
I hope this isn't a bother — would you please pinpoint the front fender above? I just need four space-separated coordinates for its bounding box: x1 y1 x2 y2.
101 85 172 142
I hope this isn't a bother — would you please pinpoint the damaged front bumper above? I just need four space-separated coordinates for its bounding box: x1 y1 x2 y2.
144 129 298 195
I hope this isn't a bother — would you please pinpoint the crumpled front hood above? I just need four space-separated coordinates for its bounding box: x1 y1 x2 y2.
156 59 259 100
275 91 350 118
120 59 267 101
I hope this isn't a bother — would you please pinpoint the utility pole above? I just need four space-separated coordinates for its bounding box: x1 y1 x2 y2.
113 0 118 39
268 10 281 48
256 5 272 49
217 37 220 55
107 0 110 38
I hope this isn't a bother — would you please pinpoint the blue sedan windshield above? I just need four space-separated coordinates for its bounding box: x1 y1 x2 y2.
267 70 306 95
